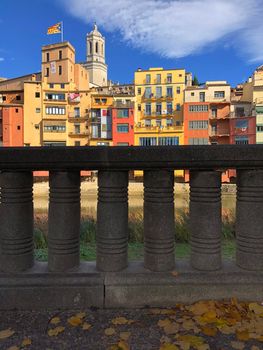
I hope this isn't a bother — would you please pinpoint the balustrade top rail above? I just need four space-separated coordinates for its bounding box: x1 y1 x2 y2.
1 145 263 171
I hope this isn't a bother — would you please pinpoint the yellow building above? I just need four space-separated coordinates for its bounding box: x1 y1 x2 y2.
24 41 91 147
134 68 191 147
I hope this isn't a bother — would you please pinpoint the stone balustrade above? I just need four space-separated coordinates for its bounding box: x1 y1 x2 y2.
1 145 263 309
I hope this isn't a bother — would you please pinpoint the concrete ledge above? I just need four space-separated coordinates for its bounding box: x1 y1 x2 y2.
1 260 263 310
0 262 104 310
105 260 263 308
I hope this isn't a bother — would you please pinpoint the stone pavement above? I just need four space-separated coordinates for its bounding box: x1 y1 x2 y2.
0 304 263 350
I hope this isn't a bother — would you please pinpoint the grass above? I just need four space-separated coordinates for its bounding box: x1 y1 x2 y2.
34 209 237 262
34 241 236 262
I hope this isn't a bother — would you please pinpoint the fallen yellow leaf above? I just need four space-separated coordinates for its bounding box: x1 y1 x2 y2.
112 317 134 325
21 338 32 346
118 340 130 350
76 312 86 319
160 344 179 350
68 316 83 327
236 330 249 341
249 303 263 315
105 327 116 336
201 326 218 337
50 317 60 325
177 335 205 347
195 344 210 350
0 328 15 339
82 322 92 331
230 341 245 350
120 332 131 341
7 347 19 350
48 326 65 337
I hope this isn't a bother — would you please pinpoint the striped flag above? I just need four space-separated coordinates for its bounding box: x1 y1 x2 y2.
47 22 62 35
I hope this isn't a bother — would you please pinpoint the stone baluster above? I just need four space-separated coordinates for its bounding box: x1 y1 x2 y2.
236 170 263 270
97 171 129 272
0 172 34 272
190 170 222 271
144 170 175 272
48 172 80 272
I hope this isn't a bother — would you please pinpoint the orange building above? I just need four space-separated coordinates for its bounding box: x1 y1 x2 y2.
0 106 24 146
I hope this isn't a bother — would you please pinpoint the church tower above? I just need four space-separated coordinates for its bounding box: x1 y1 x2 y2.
84 24 108 87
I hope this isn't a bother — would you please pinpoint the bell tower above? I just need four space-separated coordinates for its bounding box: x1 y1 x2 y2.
83 23 108 87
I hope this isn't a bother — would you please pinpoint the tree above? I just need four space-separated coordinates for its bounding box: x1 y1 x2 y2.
192 75 199 86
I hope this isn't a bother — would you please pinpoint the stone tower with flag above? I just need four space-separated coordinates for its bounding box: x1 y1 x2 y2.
82 24 108 87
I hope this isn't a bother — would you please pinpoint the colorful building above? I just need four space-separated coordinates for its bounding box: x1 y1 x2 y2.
112 100 134 146
134 68 192 147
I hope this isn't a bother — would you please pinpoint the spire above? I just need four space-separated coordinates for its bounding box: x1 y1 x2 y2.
93 22 97 31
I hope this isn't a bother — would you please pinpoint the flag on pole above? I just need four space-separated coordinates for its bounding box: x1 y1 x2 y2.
47 22 62 35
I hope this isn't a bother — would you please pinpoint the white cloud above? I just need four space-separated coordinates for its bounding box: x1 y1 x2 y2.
60 0 263 62
0 57 4 62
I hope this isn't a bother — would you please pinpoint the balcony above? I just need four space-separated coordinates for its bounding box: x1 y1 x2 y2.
141 95 174 102
142 110 177 118
112 101 134 109
1 146 263 310
134 123 183 133
210 130 230 137
68 114 89 123
69 131 89 137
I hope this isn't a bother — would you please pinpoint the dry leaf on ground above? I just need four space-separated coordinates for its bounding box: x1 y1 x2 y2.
111 317 134 325
7 347 19 350
160 344 179 350
0 328 15 339
50 317 60 325
82 322 92 331
105 327 116 336
230 341 245 350
120 332 131 341
21 338 32 346
48 326 65 337
76 312 86 319
67 315 83 327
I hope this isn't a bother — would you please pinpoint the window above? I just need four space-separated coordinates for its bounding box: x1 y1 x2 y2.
44 125 66 132
156 86 162 98
145 119 151 127
146 74 151 84
156 119 162 127
16 95 21 101
2 96 6 101
74 124 80 134
191 92 195 96
145 87 152 98
140 137 157 146
189 138 209 145
156 74 161 83
95 98 100 103
167 87 173 97
138 88 141 95
46 68 49 77
117 109 129 118
145 104 151 116
235 107 245 117
235 136 249 144
35 124 39 129
61 84 65 89
101 98 107 104
176 87 181 94
167 103 173 114
189 120 208 129
49 83 54 88
176 104 181 111
167 74 172 83
17 126 21 130
35 92 40 98
59 50 62 60
15 108 19 113
235 120 248 129
74 107 80 117
75 141 81 146
89 42 92 54
59 65 62 75
214 91 225 99
96 42 98 53
211 108 217 118
199 92 205 102
166 119 173 126
257 125 263 132
117 124 129 133
189 105 209 112
117 142 129 146
45 93 65 100
46 53 50 62
138 104 141 111
156 103 162 115
158 137 179 146
176 121 181 126
36 108 41 113
45 107 66 115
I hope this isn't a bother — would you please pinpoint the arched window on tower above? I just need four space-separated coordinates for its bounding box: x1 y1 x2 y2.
89 41 92 54
102 44 104 56
96 42 98 53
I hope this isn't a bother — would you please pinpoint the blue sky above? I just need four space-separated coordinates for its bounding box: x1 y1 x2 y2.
0 0 262 87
